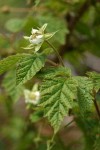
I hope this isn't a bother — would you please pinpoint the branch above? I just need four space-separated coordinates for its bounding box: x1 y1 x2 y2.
46 59 58 67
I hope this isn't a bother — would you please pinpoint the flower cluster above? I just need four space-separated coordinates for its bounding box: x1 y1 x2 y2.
24 84 40 105
23 23 56 52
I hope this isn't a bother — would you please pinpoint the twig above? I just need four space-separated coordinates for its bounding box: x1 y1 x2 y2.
46 59 58 66
64 119 74 128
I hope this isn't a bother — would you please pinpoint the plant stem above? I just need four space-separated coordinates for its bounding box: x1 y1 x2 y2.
93 90 100 120
64 119 74 128
94 99 100 120
46 59 58 66
46 40 64 67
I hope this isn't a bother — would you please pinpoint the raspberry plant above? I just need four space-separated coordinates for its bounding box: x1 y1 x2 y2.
0 23 100 149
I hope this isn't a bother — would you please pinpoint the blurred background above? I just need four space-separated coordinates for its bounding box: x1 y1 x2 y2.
0 0 100 150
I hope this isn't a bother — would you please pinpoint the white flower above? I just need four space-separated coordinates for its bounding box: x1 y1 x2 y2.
24 84 40 105
23 23 56 52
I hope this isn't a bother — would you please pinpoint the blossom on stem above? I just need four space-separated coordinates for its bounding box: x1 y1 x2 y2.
24 84 40 105
23 23 56 52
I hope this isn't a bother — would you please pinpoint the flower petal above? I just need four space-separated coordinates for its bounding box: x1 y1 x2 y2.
32 83 39 92
23 36 30 40
39 23 47 32
24 89 30 103
22 44 34 49
44 31 58 40
31 28 38 34
34 43 43 52
30 38 43 45
36 35 44 39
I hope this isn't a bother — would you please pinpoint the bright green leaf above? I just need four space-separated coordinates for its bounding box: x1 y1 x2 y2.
87 72 100 92
0 54 27 75
16 53 46 85
37 66 71 79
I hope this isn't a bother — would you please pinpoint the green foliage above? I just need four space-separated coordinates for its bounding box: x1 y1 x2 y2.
75 77 94 114
2 70 24 102
16 53 46 85
38 15 69 45
5 18 26 33
30 110 43 123
0 54 27 75
76 116 100 150
0 0 100 149
40 77 77 133
94 135 100 150
87 72 100 92
34 0 41 6
38 66 71 79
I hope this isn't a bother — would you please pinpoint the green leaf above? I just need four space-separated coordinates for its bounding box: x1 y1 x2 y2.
30 110 43 123
38 15 69 45
5 18 26 33
16 53 46 85
40 77 77 133
75 77 94 114
94 135 100 150
0 54 26 75
34 0 41 6
42 48 53 55
37 66 71 79
87 72 100 92
2 70 24 102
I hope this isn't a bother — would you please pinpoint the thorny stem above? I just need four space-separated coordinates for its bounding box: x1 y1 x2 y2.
93 90 100 120
46 40 65 67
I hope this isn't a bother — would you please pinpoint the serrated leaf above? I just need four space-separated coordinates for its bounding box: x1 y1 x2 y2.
16 53 46 85
75 77 94 114
37 66 71 79
2 70 24 102
40 77 77 133
87 72 100 92
0 54 26 75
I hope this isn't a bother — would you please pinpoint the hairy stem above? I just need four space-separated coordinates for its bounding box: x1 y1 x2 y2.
46 40 64 67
